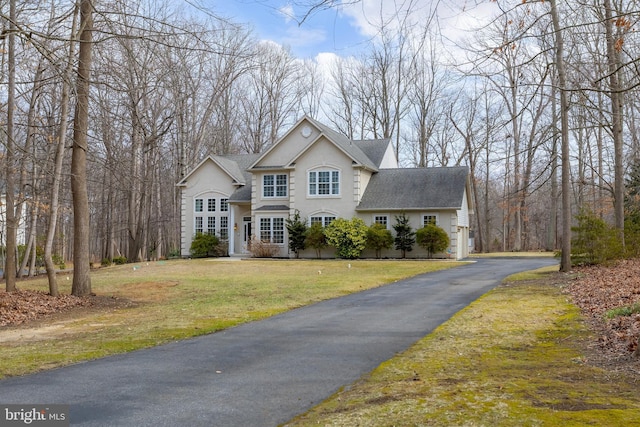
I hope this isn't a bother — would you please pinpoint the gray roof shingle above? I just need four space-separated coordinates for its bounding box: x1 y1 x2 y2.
225 153 260 203
353 139 391 168
357 167 469 211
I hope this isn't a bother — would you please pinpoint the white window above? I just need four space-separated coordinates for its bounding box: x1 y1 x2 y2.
196 195 230 240
423 215 438 226
260 217 284 244
263 174 288 198
374 215 389 228
220 216 229 240
310 216 336 227
207 217 216 235
309 170 340 196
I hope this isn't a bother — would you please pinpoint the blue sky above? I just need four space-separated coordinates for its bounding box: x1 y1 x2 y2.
208 0 371 58
199 1 500 60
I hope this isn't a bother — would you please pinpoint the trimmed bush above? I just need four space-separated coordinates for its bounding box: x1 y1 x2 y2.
324 217 368 259
190 233 221 258
305 222 327 259
366 223 393 259
416 224 450 258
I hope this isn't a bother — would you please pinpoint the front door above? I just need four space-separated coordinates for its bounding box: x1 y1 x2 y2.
242 217 252 253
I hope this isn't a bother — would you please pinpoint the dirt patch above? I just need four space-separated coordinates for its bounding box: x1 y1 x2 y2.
0 291 135 344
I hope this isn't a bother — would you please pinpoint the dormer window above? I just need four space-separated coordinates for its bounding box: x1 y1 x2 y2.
309 169 340 196
263 174 288 198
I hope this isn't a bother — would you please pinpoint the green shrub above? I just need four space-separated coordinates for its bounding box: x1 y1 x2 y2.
101 258 113 267
366 223 393 259
605 303 640 319
325 217 368 259
112 256 128 265
393 214 415 258
190 233 221 258
416 224 450 258
52 254 64 265
286 210 307 258
305 222 327 259
571 209 623 265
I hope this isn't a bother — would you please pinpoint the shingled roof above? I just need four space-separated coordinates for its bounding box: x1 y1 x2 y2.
226 153 260 203
357 167 469 211
353 139 392 168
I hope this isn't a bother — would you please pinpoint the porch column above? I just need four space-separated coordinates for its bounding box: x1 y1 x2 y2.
229 207 235 255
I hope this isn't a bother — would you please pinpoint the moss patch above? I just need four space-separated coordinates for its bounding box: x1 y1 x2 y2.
285 281 640 426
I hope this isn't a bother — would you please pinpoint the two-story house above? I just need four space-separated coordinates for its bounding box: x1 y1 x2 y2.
177 116 472 259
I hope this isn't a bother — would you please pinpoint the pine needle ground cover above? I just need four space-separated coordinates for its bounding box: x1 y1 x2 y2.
286 267 640 426
0 259 462 378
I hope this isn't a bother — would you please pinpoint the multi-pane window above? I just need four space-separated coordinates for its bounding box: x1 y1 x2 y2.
207 217 216 235
309 170 340 196
194 196 231 240
260 217 284 244
310 216 336 227
272 218 284 243
423 215 437 226
263 174 288 198
220 216 229 240
374 215 388 227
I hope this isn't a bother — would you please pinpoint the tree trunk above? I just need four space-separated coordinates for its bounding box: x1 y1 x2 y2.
5 0 17 292
549 0 572 272
604 0 625 244
71 0 93 296
547 82 559 251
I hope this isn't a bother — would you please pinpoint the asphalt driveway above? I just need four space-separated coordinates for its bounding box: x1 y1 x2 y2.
0 257 558 426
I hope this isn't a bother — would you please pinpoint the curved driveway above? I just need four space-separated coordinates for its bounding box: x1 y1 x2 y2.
0 258 557 426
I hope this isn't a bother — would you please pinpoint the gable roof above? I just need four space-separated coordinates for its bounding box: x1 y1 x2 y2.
357 166 470 211
176 154 258 187
353 139 392 169
304 117 380 171
247 116 382 172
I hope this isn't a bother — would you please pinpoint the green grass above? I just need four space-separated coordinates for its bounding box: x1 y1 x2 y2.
469 251 556 258
0 258 463 378
503 264 559 282
285 273 640 426
605 303 640 319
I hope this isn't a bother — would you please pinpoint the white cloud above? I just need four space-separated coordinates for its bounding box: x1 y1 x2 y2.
278 4 296 24
282 25 327 52
339 0 499 43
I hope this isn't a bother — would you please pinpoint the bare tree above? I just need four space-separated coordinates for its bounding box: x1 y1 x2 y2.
549 0 572 271
71 0 94 296
4 0 17 292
